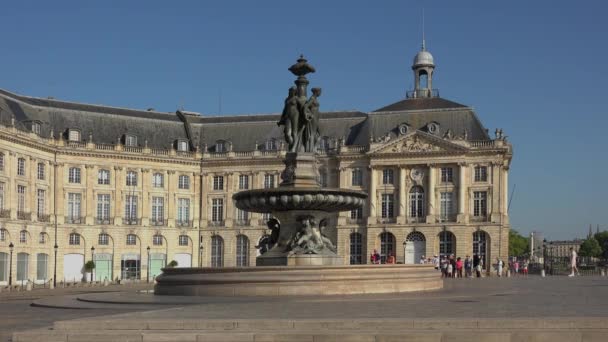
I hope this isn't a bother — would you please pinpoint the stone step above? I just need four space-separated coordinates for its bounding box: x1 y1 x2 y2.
13 327 608 342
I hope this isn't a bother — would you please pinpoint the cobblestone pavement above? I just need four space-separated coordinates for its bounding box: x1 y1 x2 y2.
0 284 153 342
2 276 608 341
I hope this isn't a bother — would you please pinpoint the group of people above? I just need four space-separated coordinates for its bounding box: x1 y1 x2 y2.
495 258 530 277
435 254 486 278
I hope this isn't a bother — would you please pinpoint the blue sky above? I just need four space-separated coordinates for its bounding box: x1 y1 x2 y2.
2 1 607 239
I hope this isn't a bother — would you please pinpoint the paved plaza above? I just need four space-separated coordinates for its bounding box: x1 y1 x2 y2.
3 276 608 341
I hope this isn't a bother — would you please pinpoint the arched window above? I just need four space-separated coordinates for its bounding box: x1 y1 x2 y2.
473 230 489 269
439 230 456 258
379 232 396 264
349 232 363 265
68 129 81 142
236 235 249 267
409 186 425 218
69 233 80 245
211 236 224 267
125 134 137 147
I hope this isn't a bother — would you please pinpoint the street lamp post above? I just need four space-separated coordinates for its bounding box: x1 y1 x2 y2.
90 246 95 283
8 242 14 286
199 245 203 267
146 246 150 283
53 244 58 287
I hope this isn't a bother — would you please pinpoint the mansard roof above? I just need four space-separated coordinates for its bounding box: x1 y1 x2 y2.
0 88 491 151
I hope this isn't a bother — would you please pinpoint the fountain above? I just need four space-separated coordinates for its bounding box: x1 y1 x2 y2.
154 57 442 296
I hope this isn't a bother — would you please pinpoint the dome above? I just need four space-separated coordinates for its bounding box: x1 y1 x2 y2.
413 50 434 66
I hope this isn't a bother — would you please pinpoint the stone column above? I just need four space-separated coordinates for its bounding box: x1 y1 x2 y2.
337 167 348 225
457 163 468 224
8 152 17 219
167 170 175 227
193 172 200 228
29 157 37 221
141 169 150 226
49 161 55 224
397 166 407 224
426 165 436 223
55 163 65 224
113 166 123 225
85 165 95 225
490 163 501 223
199 172 208 227
225 172 233 227
367 167 377 225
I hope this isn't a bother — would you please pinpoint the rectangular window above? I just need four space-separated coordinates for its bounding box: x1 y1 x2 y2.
441 167 453 183
17 185 26 213
153 235 163 246
32 122 41 135
382 169 394 185
125 195 138 223
264 174 274 189
473 191 488 217
178 175 190 189
126 171 137 186
350 207 363 220
213 176 224 190
236 208 249 221
238 175 249 190
20 231 27 243
0 153 4 171
97 194 111 222
474 166 488 182
67 193 81 222
69 233 80 245
68 167 81 183
37 163 45 180
351 168 363 186
440 192 453 221
126 235 136 245
151 197 164 224
179 235 189 246
39 233 46 244
211 198 224 222
178 140 188 152
381 193 394 218
177 198 190 224
152 173 164 188
98 169 110 185
37 189 45 217
99 234 109 245
17 158 25 176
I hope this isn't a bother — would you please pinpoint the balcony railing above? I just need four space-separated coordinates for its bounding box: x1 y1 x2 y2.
208 220 225 227
470 140 496 148
124 146 143 153
38 214 51 222
16 211 31 221
438 214 457 223
235 219 251 226
124 218 141 225
65 216 82 224
176 220 192 227
346 218 364 224
406 88 439 99
377 217 397 224
258 218 271 226
407 217 425 224
95 217 114 225
0 209 10 218
471 215 489 222
150 219 167 226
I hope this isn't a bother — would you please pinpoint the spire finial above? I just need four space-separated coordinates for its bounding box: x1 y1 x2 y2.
421 7 426 51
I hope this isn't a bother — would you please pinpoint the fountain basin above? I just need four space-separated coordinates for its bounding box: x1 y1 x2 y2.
233 187 367 213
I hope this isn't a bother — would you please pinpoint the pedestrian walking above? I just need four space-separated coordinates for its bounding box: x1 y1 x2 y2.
568 247 579 277
456 257 463 278
464 255 472 278
496 258 503 277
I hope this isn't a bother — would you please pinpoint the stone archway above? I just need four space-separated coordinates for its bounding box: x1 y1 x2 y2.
405 231 426 264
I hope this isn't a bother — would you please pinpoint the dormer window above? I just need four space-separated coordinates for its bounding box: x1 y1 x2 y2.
31 122 41 135
426 122 439 135
265 139 277 151
177 140 189 152
125 135 138 147
68 129 81 142
215 141 225 153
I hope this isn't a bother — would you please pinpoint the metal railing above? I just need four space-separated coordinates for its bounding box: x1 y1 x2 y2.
37 213 51 222
377 217 397 224
124 218 141 225
150 219 167 226
17 211 31 221
208 220 225 227
406 89 439 99
65 216 82 224
95 217 114 225
0 209 11 218
235 219 251 226
176 220 192 227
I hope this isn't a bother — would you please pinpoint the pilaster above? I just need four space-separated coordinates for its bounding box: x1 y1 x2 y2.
113 166 123 225
457 162 468 224
141 168 150 226
397 166 407 224
367 166 377 224
426 164 436 223
85 165 95 225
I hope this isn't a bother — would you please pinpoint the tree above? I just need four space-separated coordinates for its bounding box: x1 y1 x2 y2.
594 231 608 259
84 260 96 282
579 238 602 258
509 229 529 257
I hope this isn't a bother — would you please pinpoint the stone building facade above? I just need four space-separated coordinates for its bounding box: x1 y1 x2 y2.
0 46 512 284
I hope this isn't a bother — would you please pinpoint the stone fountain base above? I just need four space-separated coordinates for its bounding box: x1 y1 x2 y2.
154 264 441 296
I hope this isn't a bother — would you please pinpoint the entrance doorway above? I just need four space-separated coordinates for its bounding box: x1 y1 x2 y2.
94 253 112 282
405 232 426 264
121 254 140 280
63 253 84 283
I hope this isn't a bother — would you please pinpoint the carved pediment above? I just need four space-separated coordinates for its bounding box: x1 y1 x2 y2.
368 132 468 155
